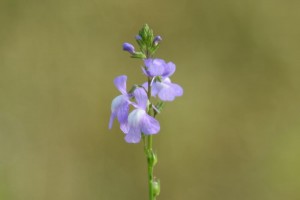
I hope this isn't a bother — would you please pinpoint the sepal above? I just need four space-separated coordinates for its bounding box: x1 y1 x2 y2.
154 101 165 115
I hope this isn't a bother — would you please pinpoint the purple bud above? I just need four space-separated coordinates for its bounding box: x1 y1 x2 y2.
153 36 162 45
135 35 142 41
123 43 135 54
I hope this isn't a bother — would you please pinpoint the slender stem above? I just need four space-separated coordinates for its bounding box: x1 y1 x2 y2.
147 144 154 200
147 135 153 151
146 75 156 200
147 77 152 100
142 134 147 154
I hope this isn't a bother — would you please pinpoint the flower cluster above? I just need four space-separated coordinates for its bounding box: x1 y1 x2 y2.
109 25 183 143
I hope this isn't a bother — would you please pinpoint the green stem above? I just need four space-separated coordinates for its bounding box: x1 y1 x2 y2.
147 136 155 200
145 75 156 200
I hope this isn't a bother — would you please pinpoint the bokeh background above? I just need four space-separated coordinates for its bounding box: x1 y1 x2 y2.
1 0 300 199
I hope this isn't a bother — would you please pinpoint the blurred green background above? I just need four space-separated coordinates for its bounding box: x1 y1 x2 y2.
1 0 300 199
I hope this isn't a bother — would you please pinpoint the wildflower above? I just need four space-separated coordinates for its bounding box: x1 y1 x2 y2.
143 58 175 77
124 88 160 143
109 75 131 132
142 58 183 101
143 59 166 77
109 24 183 199
148 77 183 101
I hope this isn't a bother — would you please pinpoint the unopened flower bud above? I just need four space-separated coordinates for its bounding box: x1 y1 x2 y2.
122 43 135 54
153 36 162 45
153 179 160 197
135 35 142 41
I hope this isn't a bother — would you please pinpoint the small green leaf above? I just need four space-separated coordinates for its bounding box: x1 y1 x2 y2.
150 45 160 55
155 101 165 113
131 52 146 59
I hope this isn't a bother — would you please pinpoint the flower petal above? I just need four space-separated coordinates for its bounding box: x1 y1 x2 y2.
108 112 116 129
171 83 183 96
111 95 123 112
142 67 148 76
116 101 129 124
155 78 183 101
162 62 176 77
111 95 129 124
158 85 176 101
125 127 141 143
150 82 160 97
120 122 129 133
144 59 153 69
114 75 127 94
109 95 123 128
144 59 165 77
141 114 160 134
142 82 148 91
128 109 146 127
133 88 148 110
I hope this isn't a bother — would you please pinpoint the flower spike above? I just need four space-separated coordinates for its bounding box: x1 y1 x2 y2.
108 24 183 200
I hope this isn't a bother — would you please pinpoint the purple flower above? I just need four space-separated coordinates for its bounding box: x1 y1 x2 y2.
109 75 130 132
146 77 183 101
123 43 135 54
142 58 183 101
153 35 162 45
123 88 160 143
143 58 175 77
